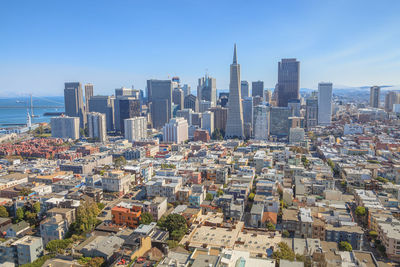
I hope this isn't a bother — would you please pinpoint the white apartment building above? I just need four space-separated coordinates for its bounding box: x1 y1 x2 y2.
124 116 147 142
162 117 188 144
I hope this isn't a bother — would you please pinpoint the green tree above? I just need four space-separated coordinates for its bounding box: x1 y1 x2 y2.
273 242 295 263
369 230 378 239
33 202 40 214
355 206 366 217
282 230 290 238
211 129 224 140
248 193 255 201
158 214 187 241
97 202 105 210
114 156 127 168
69 199 100 235
0 206 9 217
16 208 24 222
85 257 104 267
46 239 73 253
266 222 275 230
20 188 32 196
25 211 37 225
140 212 154 225
217 189 224 197
205 193 214 201
339 241 352 252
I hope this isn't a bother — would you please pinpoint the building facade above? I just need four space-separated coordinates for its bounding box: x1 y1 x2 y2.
87 112 106 142
124 117 147 142
277 59 300 107
51 116 80 140
64 82 86 128
162 117 189 144
318 82 333 126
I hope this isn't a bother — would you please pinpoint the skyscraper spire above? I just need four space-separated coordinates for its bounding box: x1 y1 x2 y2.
225 44 244 139
233 43 237 64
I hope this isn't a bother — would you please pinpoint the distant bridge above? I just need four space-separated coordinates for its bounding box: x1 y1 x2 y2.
0 106 64 109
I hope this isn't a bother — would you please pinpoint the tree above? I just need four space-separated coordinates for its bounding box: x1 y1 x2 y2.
211 129 224 140
355 206 366 217
0 206 9 218
114 156 127 168
158 214 187 241
273 242 295 263
282 230 290 238
339 241 352 252
97 202 105 210
140 212 154 225
217 189 224 197
69 200 100 235
46 239 73 253
205 193 214 201
82 257 104 267
33 202 40 214
20 188 32 196
25 211 37 225
369 230 378 239
266 222 275 230
16 208 24 222
248 193 255 201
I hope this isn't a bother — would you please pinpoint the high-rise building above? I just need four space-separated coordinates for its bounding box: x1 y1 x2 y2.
191 113 202 127
201 111 214 135
172 88 184 111
277 58 300 107
318 82 333 125
242 97 253 138
252 81 264 98
88 96 115 132
147 80 173 129
199 100 212 113
184 94 198 112
117 97 141 133
253 105 269 140
241 81 249 99
124 117 147 142
264 89 272 103
115 87 134 97
182 84 191 97
84 83 94 112
209 106 227 133
269 107 291 137
64 82 86 128
370 86 380 108
176 109 193 125
162 117 188 144
197 75 217 107
288 99 301 117
87 112 106 142
51 116 80 140
305 98 318 129
289 128 305 144
385 91 400 112
225 44 244 139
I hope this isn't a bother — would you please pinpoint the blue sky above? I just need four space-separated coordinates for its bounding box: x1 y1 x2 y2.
1 0 400 96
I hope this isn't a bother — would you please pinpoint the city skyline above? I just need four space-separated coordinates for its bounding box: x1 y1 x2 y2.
1 1 400 96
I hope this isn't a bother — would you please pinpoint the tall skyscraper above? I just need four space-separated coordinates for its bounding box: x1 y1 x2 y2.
184 94 198 112
163 117 189 144
201 111 214 135
225 44 244 139
172 88 184 110
64 82 86 128
385 91 400 112
318 82 333 126
199 100 211 113
269 107 291 137
305 98 318 129
51 116 80 140
252 81 264 98
264 89 272 103
87 112 106 142
241 81 249 99
147 80 173 129
253 105 269 140
277 58 300 107
88 95 115 132
370 86 380 108
176 109 193 125
118 97 141 133
182 84 191 97
209 106 227 133
84 83 94 112
242 97 253 138
197 75 217 107
124 117 147 142
288 99 301 117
